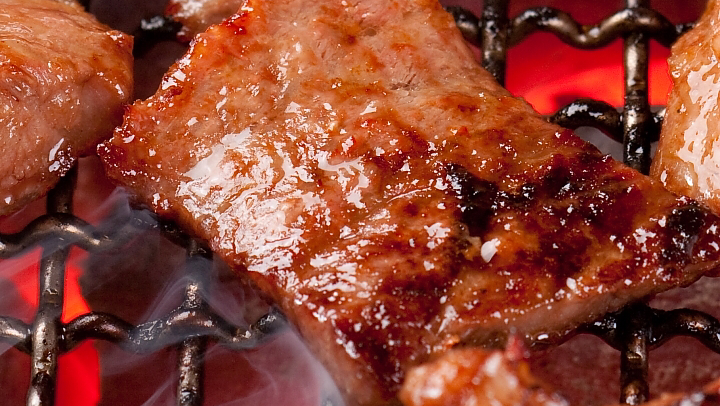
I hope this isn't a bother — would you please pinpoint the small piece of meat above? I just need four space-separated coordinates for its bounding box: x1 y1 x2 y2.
99 0 720 404
0 0 133 215
651 0 720 213
165 0 245 41
400 344 568 406
400 344 720 406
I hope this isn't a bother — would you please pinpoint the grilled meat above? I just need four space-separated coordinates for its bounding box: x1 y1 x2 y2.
400 344 720 406
400 344 568 406
99 0 720 404
651 0 720 213
0 0 133 216
165 0 244 41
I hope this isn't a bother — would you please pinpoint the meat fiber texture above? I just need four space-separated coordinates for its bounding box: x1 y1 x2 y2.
100 0 720 404
651 0 720 214
0 0 133 216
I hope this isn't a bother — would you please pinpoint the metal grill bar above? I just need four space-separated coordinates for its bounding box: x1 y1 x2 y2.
622 0 652 173
27 168 76 406
177 242 210 406
619 0 653 399
618 305 651 404
178 334 206 406
480 0 509 86
508 6 688 48
0 276 285 355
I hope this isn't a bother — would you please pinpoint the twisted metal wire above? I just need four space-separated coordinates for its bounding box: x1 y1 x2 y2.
0 168 286 406
447 5 691 51
0 302 284 358
509 6 691 48
549 99 666 144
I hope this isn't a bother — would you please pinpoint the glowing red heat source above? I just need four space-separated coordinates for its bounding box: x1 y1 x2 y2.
0 158 111 406
449 0 707 114
0 248 99 406
507 39 672 114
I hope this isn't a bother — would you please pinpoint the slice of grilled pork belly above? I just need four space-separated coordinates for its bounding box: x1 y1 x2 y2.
165 0 245 41
651 0 720 213
0 0 133 216
100 0 720 404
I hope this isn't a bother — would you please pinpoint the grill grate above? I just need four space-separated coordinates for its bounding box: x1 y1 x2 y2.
447 0 719 404
1 1 718 405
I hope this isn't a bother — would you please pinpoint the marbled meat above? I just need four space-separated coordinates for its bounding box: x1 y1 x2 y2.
0 0 133 215
100 0 720 404
651 0 720 213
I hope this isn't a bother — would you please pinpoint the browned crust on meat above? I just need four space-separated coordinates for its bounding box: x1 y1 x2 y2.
101 0 720 404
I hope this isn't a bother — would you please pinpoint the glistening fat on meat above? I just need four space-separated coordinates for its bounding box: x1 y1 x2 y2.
99 0 720 404
651 0 720 214
0 0 133 215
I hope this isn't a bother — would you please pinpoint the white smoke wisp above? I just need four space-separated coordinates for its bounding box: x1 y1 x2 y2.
74 190 345 406
198 332 345 406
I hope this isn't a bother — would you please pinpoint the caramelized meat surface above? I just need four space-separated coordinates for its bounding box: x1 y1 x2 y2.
0 0 132 215
165 0 244 41
400 345 568 406
100 0 720 404
651 0 720 213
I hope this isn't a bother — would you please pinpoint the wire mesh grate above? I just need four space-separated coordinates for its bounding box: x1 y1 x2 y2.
1 1 717 405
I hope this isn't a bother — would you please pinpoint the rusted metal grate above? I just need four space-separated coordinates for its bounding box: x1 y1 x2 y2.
0 1 716 405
